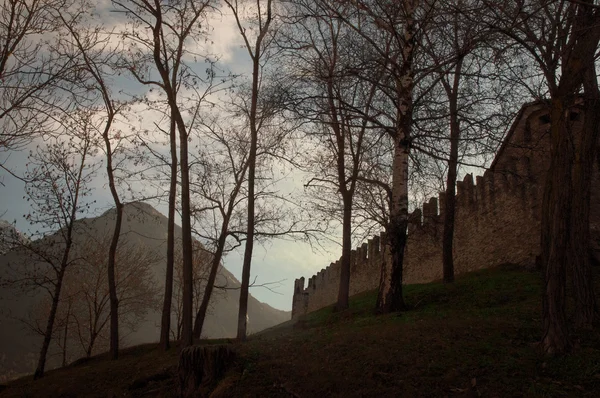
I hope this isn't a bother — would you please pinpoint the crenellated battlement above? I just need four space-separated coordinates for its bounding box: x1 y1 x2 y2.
292 231 388 316
292 101 600 320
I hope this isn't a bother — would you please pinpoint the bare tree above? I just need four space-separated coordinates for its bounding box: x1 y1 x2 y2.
71 235 160 357
324 0 427 313
484 0 600 353
572 46 600 328
172 240 219 340
112 0 219 347
5 114 100 379
22 233 160 365
56 0 127 359
418 0 516 283
189 113 251 339
0 0 79 159
123 102 180 350
280 0 386 311
222 0 276 340
160 113 178 350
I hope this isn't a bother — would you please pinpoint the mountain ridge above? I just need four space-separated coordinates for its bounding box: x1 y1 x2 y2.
0 201 289 381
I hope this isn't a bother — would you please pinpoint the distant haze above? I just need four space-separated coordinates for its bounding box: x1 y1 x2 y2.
0 202 290 381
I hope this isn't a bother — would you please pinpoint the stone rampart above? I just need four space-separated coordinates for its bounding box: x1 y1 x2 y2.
292 101 599 320
292 234 384 318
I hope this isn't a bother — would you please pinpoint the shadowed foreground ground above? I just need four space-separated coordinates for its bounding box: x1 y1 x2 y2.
2 264 600 397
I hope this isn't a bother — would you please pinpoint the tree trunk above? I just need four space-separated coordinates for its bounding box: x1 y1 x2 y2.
34 202 82 378
86 332 97 358
377 137 410 313
540 98 573 355
571 66 600 328
336 193 353 311
177 310 182 342
178 345 236 397
375 0 417 314
442 58 463 284
442 170 457 284
237 143 256 341
162 106 193 349
193 231 227 339
61 299 71 367
101 109 120 360
237 12 265 340
107 203 122 360
179 120 194 347
147 5 195 348
160 116 178 350
34 268 66 379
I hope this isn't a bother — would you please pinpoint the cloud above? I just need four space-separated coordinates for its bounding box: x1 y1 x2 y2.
224 237 339 312
207 7 247 63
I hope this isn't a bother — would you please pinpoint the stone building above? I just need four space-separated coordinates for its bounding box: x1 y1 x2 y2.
292 101 600 320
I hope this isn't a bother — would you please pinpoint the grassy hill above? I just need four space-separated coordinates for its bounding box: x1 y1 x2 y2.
2 264 600 397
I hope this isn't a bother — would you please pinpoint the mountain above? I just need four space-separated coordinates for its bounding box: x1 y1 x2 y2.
0 202 290 382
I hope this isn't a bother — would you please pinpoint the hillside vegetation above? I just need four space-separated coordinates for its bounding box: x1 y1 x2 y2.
0 203 290 380
2 265 600 397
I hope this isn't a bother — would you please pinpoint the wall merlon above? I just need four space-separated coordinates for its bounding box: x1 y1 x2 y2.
368 235 380 263
464 173 474 187
317 269 325 281
293 277 305 294
430 196 438 214
423 197 438 225
359 243 368 261
408 208 422 232
463 174 475 205
439 191 446 219
333 260 341 274
422 201 430 221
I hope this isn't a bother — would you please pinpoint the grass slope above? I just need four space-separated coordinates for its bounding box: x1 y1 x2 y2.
2 264 600 397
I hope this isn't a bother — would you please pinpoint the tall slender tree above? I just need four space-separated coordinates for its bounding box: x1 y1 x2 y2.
572 54 600 328
189 116 251 339
419 0 511 283
19 115 100 379
484 0 600 353
160 113 178 349
333 0 423 313
113 0 218 347
222 0 275 341
281 0 385 311
57 1 124 359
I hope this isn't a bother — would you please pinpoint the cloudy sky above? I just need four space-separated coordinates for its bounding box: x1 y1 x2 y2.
0 0 348 313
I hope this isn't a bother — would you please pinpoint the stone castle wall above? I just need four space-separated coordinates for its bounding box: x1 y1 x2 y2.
292 101 600 320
